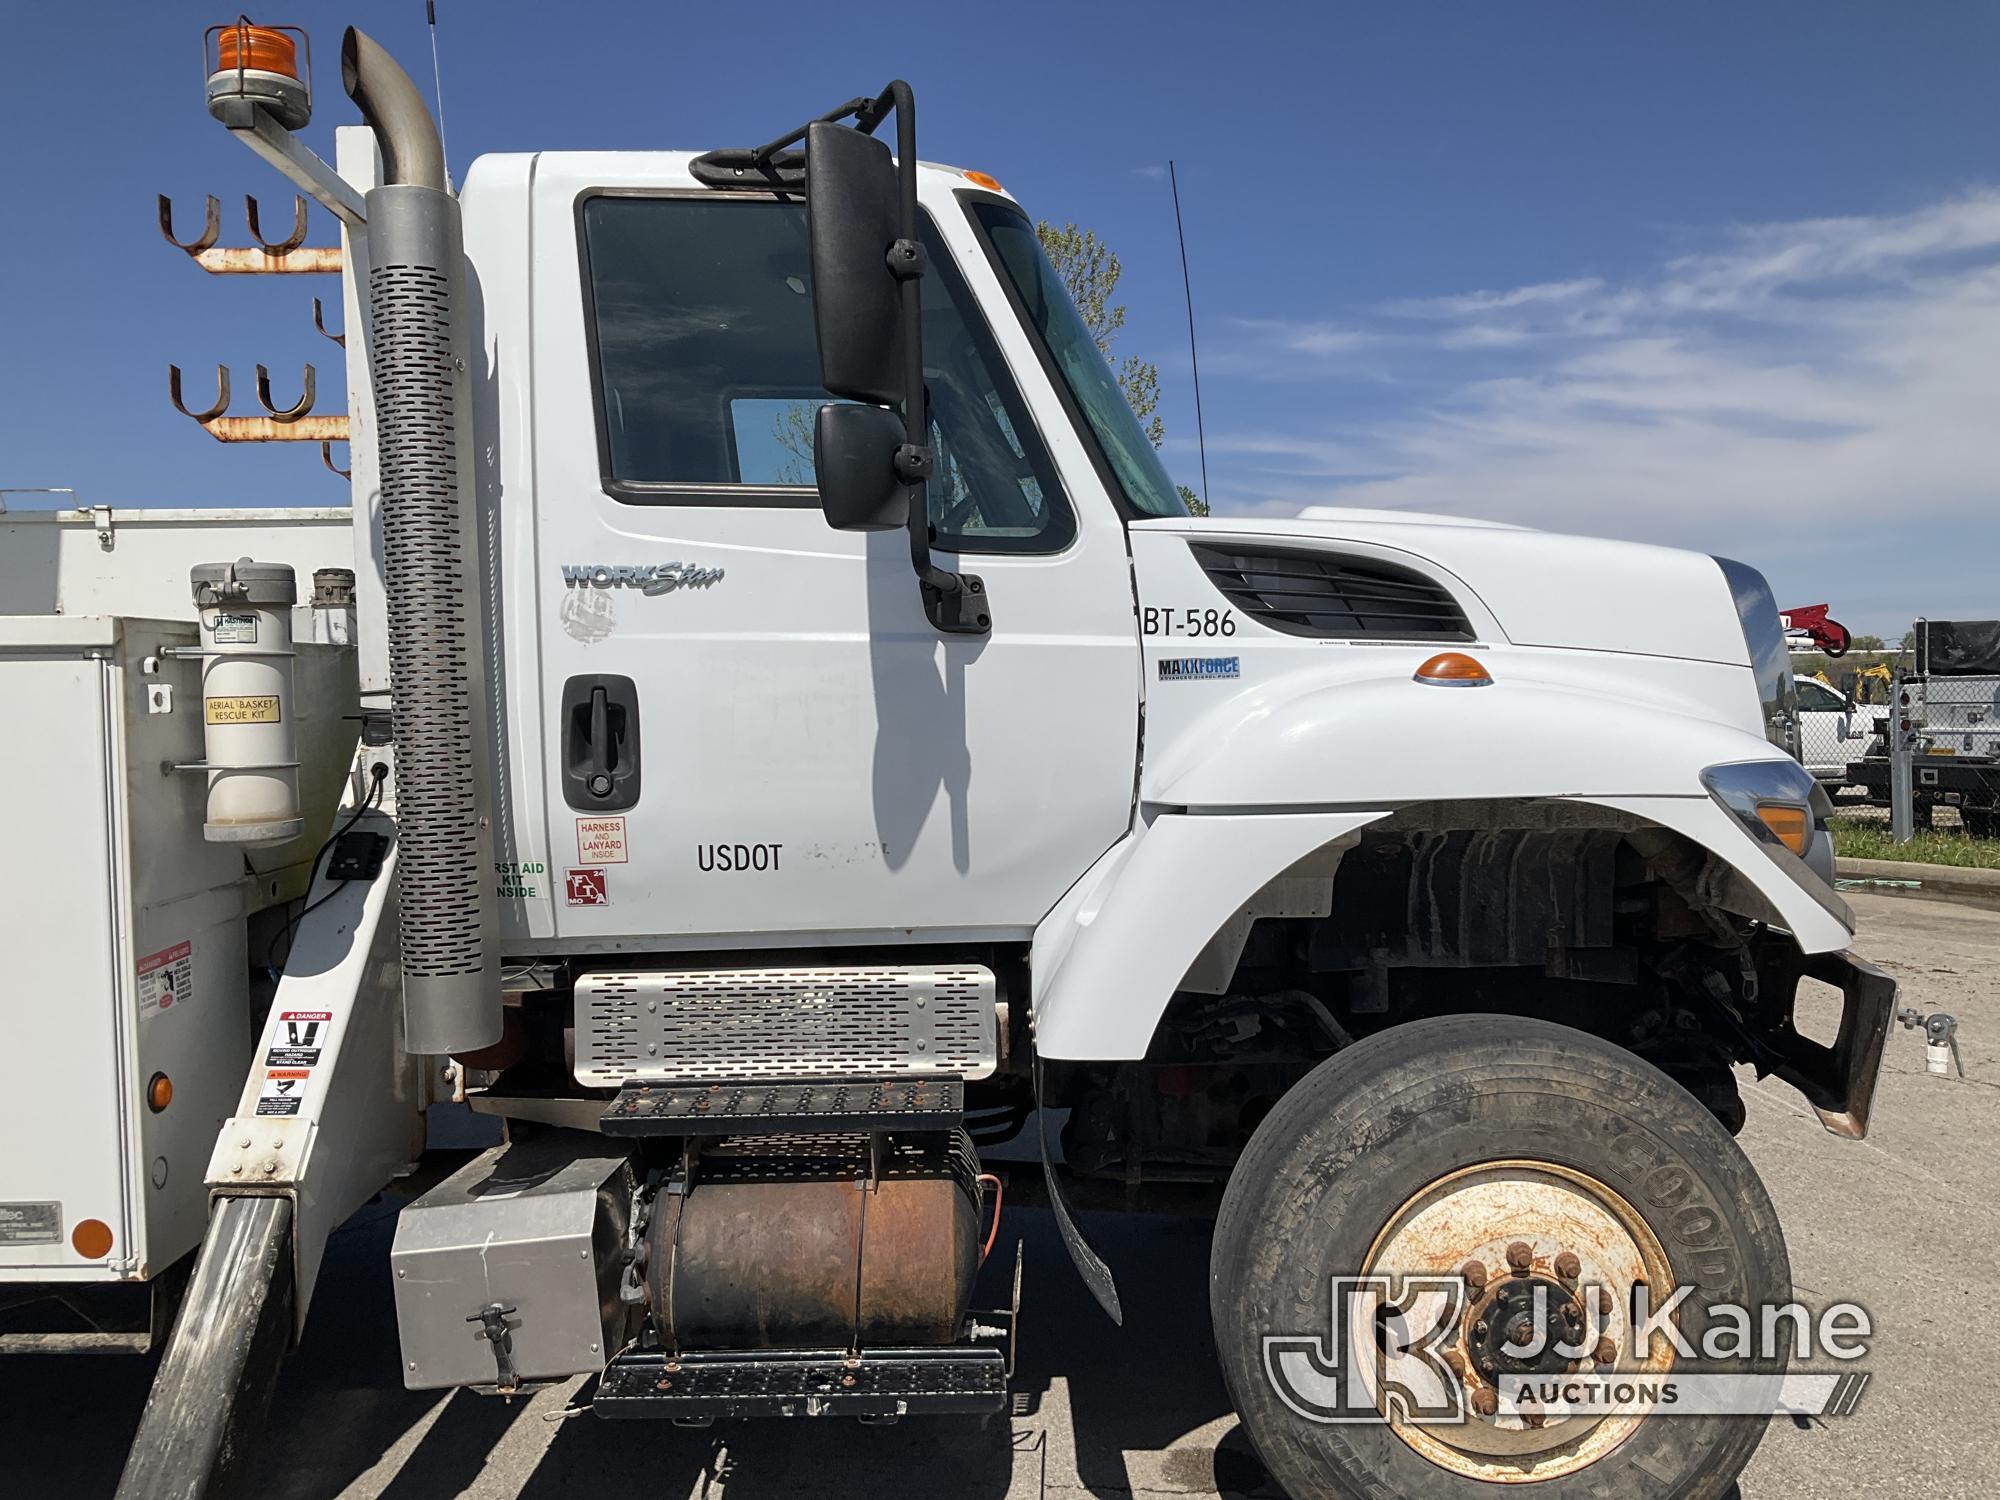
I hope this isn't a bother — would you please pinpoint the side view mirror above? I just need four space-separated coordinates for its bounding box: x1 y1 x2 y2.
806 120 904 405
813 402 909 532
793 85 988 634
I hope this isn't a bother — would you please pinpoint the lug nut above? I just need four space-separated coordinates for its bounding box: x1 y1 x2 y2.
1523 1409 1547 1430
1470 1388 1499 1417
1443 1351 1468 1377
1506 1241 1533 1272
1554 1250 1581 1281
1461 1259 1489 1292
1593 1286 1616 1317
1594 1337 1617 1366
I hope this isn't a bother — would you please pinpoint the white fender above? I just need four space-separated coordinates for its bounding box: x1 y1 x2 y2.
1033 677 1852 1062
1032 811 1386 1061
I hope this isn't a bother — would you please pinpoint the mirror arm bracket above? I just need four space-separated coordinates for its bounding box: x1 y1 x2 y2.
923 571 990 635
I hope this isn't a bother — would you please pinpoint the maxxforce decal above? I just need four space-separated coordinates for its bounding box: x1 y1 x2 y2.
1158 656 1241 682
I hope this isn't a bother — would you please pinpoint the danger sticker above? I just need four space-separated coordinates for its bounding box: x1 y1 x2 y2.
211 611 259 644
206 694 282 725
265 1010 331 1069
256 1067 311 1117
138 940 193 1015
576 815 629 864
566 868 609 906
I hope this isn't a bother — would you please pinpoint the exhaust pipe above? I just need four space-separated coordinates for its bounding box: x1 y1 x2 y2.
342 27 498 1054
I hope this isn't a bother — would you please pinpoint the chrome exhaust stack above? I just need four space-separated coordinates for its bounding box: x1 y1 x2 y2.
341 26 498 1054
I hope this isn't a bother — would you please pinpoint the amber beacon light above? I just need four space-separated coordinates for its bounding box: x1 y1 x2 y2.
205 17 313 129
1413 651 1493 687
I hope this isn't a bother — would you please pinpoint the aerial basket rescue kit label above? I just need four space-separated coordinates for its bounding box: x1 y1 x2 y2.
204 694 282 724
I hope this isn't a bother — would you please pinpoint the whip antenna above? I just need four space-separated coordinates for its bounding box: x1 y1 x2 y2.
425 1 452 186
1169 160 1210 510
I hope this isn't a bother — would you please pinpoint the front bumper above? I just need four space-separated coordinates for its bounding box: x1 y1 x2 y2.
1762 949 1899 1139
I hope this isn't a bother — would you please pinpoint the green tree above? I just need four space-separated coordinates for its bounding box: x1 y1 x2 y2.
1035 222 1188 474
1850 633 1886 651
1178 485 1209 517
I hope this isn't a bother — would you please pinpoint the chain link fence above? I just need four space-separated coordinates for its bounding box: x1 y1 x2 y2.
1797 624 2000 840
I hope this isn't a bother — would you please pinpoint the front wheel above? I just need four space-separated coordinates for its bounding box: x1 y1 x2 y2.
1211 1015 1790 1499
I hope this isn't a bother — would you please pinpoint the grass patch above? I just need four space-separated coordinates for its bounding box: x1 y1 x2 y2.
1831 817 2000 869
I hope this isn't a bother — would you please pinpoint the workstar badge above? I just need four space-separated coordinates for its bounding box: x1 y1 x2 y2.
560 562 725 595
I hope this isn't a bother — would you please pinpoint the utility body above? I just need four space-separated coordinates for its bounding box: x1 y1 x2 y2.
0 20 1927 1500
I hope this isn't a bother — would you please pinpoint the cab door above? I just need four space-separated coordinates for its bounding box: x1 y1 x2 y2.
526 161 1139 946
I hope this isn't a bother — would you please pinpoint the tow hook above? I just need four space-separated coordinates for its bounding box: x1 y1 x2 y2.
1897 1009 1965 1078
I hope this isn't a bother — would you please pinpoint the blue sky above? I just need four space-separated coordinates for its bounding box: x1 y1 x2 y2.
4 1 1996 637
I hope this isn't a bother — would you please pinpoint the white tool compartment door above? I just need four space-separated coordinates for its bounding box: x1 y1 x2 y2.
528 167 1138 942
0 654 128 1270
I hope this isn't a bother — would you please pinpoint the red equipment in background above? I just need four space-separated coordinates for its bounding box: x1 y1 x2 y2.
1780 603 1851 657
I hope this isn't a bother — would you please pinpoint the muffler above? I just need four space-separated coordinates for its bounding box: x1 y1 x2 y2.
342 27 498 1054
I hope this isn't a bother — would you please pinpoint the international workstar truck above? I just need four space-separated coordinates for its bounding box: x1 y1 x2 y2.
0 19 1916 1500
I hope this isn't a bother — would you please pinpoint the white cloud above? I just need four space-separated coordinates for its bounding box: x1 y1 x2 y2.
1207 190 2000 634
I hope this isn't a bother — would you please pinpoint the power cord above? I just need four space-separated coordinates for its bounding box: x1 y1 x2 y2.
265 763 388 977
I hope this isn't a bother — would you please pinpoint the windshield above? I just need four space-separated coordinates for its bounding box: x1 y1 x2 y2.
969 200 1189 519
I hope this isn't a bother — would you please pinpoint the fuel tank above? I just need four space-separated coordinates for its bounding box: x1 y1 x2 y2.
645 1132 982 1349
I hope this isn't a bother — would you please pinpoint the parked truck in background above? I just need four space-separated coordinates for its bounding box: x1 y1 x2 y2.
1845 620 2000 834
0 21 1909 1500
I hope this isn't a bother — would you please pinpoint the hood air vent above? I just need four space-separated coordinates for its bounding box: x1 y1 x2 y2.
1191 544 1474 641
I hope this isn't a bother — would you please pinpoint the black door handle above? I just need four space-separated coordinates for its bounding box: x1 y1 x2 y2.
561 674 641 811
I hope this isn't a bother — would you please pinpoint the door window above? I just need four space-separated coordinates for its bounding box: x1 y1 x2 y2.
580 194 1074 553
1796 680 1847 712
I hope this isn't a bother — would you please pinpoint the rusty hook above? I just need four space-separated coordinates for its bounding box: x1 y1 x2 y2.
312 297 346 348
168 364 231 423
159 194 221 255
246 194 310 254
254 364 316 422
321 442 351 480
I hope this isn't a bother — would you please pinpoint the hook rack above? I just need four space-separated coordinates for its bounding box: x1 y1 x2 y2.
254 363 316 422
244 194 310 254
312 297 346 348
321 442 351 480
167 363 347 445
158 192 340 274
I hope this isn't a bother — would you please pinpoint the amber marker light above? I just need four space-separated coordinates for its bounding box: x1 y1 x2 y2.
963 171 1006 193
147 1073 175 1112
1754 803 1812 856
72 1219 114 1260
1413 652 1493 687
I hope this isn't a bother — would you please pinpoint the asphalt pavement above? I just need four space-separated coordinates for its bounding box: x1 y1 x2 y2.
6 891 1994 1499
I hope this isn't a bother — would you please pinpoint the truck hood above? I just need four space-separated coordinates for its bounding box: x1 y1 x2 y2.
1133 510 1752 667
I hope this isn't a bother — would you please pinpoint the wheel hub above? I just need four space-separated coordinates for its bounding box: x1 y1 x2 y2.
1359 1160 1678 1483
1465 1272 1586 1382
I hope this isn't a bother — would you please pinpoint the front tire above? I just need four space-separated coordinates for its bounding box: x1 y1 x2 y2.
1211 1016 1789 1499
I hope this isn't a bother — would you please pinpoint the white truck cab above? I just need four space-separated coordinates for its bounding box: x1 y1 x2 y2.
86 26 1906 1500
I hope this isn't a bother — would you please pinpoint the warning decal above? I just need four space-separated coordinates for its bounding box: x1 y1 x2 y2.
265 1010 331 1069
256 1067 311 1117
205 694 282 725
566 868 609 906
138 941 193 1015
576 815 629 865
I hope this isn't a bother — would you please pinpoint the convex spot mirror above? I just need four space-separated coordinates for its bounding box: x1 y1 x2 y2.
807 120 904 406
814 402 909 532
